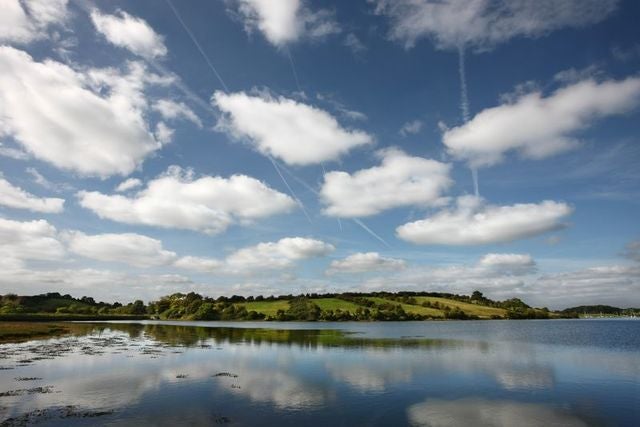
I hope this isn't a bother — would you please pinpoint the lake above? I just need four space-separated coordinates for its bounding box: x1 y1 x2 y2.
0 320 638 426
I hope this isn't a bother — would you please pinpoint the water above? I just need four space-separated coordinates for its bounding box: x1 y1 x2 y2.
0 320 638 426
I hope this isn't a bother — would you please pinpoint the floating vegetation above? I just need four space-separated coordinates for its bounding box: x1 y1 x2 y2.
0 386 54 397
0 405 113 427
213 372 239 378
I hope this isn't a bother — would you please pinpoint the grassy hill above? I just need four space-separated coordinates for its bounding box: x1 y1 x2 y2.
1 291 562 322
230 294 525 320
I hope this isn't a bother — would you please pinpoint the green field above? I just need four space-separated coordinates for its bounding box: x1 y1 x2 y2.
312 298 365 313
365 297 444 317
238 300 291 316
236 296 506 319
413 297 506 318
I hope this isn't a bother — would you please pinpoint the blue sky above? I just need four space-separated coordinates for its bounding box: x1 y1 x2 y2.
0 0 639 308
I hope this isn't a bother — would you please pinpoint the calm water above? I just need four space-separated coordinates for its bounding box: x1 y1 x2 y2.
0 320 638 426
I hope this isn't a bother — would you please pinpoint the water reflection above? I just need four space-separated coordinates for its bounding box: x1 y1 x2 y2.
407 398 588 427
0 321 638 426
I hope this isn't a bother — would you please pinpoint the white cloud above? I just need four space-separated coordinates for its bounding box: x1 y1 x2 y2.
115 178 142 193
327 252 406 274
399 119 423 136
344 33 366 54
396 196 572 245
233 0 340 47
529 265 640 308
91 9 167 59
0 47 164 177
213 90 372 165
174 256 223 273
77 166 295 234
154 121 174 144
152 99 202 127
0 0 69 44
0 176 64 213
226 237 334 272
66 232 177 268
478 253 536 275
0 143 29 160
0 267 197 303
373 0 619 51
321 149 451 217
0 217 65 265
443 77 640 167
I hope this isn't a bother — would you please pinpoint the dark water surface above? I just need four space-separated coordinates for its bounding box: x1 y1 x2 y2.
0 320 638 426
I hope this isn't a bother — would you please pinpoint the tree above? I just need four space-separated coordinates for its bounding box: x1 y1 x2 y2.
130 300 146 315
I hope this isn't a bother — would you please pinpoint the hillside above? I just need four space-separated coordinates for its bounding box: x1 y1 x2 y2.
1 291 567 322
147 291 557 321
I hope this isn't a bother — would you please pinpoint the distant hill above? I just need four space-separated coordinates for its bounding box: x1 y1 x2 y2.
1 290 569 322
0 292 147 320
560 305 640 316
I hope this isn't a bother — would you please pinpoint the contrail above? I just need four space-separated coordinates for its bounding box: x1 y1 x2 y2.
280 162 389 247
268 156 313 225
285 47 302 92
458 44 479 197
148 60 218 117
353 219 392 249
165 0 229 92
457 45 470 122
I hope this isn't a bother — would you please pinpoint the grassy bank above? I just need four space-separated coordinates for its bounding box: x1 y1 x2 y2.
0 322 72 343
0 314 149 322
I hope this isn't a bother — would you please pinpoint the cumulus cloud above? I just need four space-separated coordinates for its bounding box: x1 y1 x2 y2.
0 267 196 303
396 196 572 245
478 253 537 275
213 90 372 166
529 265 640 308
115 178 142 193
152 99 202 127
232 0 340 47
66 232 177 268
372 0 619 51
0 0 69 44
353 252 538 302
225 237 334 272
443 77 640 167
0 47 165 177
25 167 72 193
174 256 223 273
399 119 423 136
91 9 167 59
327 252 406 275
321 149 451 217
154 121 174 144
0 176 64 213
77 166 295 234
0 217 65 265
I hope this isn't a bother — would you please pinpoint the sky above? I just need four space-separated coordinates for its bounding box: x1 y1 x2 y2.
0 0 639 309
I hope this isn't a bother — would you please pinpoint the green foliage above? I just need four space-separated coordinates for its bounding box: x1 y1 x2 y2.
1 290 575 322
